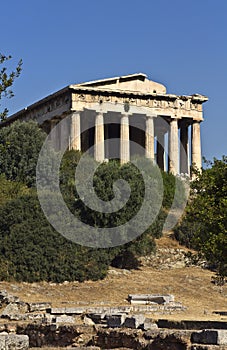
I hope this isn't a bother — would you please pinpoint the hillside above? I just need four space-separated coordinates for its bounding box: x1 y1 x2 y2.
0 236 226 322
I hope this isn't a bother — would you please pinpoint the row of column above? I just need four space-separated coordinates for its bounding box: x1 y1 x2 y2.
68 112 155 165
155 119 202 175
58 112 202 175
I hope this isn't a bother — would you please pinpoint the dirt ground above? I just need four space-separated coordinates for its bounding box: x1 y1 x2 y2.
0 236 226 322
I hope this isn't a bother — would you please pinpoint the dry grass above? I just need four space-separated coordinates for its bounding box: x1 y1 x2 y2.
0 237 226 322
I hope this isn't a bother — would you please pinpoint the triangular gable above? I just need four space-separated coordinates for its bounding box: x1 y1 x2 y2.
77 73 166 94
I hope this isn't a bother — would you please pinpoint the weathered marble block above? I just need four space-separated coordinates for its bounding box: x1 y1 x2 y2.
106 314 127 328
123 314 145 329
191 329 227 345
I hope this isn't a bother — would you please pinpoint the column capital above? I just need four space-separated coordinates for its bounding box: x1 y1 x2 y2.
71 108 84 113
146 114 157 119
170 117 179 122
121 113 132 118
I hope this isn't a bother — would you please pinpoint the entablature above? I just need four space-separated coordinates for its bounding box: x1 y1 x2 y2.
0 81 208 127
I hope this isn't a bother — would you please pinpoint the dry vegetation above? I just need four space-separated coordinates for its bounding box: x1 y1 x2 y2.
0 236 226 323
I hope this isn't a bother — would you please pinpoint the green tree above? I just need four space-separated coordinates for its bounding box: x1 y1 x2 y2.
0 194 110 282
0 122 188 282
60 152 181 268
0 120 46 186
174 156 227 277
0 175 29 206
0 54 22 121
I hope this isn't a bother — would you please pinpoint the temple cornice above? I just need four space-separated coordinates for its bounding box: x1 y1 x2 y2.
1 80 208 127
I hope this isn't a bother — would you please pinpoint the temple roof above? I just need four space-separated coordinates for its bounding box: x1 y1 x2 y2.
0 73 208 127
76 73 167 94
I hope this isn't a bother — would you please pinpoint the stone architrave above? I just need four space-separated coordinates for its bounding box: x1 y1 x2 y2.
95 112 105 162
120 114 130 164
168 118 179 175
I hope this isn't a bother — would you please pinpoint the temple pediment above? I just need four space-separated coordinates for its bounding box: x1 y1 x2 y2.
77 73 167 94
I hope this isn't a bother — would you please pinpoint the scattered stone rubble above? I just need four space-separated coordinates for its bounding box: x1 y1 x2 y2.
128 293 175 304
95 327 227 349
0 333 29 350
191 329 227 346
0 290 185 316
141 247 206 269
0 290 226 349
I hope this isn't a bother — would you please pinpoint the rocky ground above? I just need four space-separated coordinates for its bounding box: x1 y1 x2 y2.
0 235 226 349
0 236 226 321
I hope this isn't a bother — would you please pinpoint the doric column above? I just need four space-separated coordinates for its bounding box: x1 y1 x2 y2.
95 112 105 162
156 131 165 171
168 118 179 175
49 120 58 150
145 116 154 160
70 111 81 151
180 122 189 174
191 121 202 171
60 117 69 151
120 114 130 164
49 119 55 132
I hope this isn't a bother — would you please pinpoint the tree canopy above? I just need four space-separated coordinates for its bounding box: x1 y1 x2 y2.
0 120 46 186
0 120 188 282
0 53 22 121
174 156 227 278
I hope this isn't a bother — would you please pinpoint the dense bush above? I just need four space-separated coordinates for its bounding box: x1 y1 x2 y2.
0 120 46 186
0 174 29 206
0 194 111 282
0 121 189 282
174 157 227 277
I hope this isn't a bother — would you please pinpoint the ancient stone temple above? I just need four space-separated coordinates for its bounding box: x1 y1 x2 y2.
2 73 208 176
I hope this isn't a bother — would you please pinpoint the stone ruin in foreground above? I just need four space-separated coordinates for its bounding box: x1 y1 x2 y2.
0 290 227 349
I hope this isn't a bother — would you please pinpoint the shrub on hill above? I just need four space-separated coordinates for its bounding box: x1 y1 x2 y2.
0 194 111 282
0 120 46 186
174 156 227 278
0 174 29 206
0 117 188 282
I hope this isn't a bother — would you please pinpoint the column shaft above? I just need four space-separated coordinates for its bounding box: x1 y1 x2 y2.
49 120 58 150
120 114 130 164
168 118 179 175
145 116 154 160
191 121 202 171
70 112 81 151
95 112 105 162
180 123 189 174
60 117 69 151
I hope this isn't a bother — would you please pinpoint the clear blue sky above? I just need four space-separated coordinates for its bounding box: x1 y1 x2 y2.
1 0 226 161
